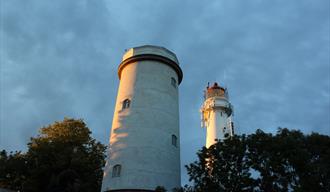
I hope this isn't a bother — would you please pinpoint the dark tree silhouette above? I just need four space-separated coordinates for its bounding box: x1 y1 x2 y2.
0 118 106 192
0 150 28 190
185 128 330 192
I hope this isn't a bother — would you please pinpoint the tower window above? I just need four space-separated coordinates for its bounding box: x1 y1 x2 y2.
122 99 130 109
231 122 235 135
220 112 223 116
172 134 178 147
112 164 121 177
171 77 177 88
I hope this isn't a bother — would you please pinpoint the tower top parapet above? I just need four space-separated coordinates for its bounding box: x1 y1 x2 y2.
122 45 179 64
118 45 183 84
204 82 228 100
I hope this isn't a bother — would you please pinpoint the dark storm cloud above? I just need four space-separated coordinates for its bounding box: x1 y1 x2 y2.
1 0 329 185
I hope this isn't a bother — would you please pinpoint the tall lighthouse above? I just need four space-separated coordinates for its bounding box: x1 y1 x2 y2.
101 45 183 192
200 83 234 148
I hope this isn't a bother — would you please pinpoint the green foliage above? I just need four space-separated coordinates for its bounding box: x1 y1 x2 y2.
0 118 106 192
186 135 255 192
185 128 330 192
0 150 28 190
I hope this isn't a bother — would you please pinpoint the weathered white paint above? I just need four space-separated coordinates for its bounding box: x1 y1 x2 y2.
101 45 182 191
201 84 234 148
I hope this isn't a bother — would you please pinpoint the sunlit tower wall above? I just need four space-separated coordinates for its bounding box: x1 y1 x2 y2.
200 83 234 148
102 45 183 192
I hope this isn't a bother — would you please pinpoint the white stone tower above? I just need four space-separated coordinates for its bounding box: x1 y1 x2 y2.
101 45 183 192
200 83 234 148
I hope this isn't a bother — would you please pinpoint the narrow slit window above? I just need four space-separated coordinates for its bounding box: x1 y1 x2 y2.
171 77 177 88
112 164 121 177
231 122 235 135
122 99 130 109
172 134 177 147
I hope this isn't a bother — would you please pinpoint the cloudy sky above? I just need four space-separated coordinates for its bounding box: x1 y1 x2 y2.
1 0 329 184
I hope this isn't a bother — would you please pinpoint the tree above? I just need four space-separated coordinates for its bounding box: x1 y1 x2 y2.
0 118 106 192
186 135 256 192
185 128 330 192
0 150 28 190
304 132 330 190
247 129 330 191
246 129 303 191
